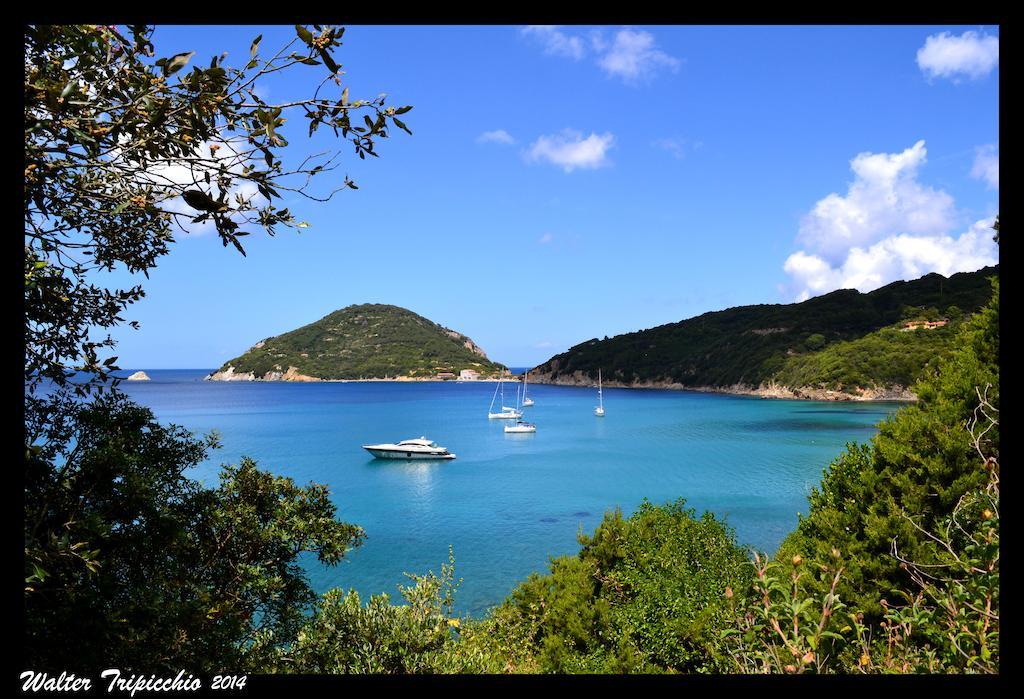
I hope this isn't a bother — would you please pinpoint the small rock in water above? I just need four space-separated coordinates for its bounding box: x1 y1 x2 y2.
540 517 558 523
126 371 150 381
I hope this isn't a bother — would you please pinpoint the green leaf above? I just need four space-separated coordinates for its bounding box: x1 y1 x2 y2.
182 190 227 212
250 34 262 60
393 117 412 135
295 25 313 45
318 48 340 74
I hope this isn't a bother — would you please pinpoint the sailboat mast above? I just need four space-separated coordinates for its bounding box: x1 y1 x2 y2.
490 377 500 412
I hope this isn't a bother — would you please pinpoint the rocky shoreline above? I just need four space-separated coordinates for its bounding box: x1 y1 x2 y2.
205 365 915 401
527 371 917 402
204 365 511 383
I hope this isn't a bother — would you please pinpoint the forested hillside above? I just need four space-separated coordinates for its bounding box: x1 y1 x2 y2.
531 266 997 396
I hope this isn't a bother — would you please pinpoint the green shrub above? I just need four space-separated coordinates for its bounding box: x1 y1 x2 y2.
727 383 999 674
256 549 462 673
474 500 752 673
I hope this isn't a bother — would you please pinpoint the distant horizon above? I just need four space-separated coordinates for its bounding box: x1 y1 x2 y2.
100 25 998 370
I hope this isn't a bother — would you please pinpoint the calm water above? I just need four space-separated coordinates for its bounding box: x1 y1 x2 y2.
115 369 900 616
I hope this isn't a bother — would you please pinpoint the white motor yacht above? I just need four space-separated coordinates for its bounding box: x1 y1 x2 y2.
504 420 537 434
362 437 456 460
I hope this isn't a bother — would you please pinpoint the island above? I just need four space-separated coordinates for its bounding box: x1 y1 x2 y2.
207 303 507 382
126 371 151 381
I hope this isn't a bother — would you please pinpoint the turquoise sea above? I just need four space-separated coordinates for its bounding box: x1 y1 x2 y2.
115 369 901 616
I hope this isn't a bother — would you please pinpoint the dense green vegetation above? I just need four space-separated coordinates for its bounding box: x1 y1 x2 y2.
24 393 365 672
217 303 505 380
772 319 959 390
454 501 753 673
532 266 996 393
23 24 410 673
777 278 999 620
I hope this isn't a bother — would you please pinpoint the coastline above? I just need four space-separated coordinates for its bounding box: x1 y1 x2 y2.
526 372 917 402
204 365 914 401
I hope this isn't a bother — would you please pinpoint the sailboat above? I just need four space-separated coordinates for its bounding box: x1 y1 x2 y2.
505 373 536 432
488 373 522 419
594 368 605 417
522 371 534 406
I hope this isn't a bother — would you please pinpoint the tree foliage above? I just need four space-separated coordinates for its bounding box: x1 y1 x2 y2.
24 391 365 672
777 276 998 619
727 381 999 674
25 24 412 394
454 500 752 673
254 548 462 673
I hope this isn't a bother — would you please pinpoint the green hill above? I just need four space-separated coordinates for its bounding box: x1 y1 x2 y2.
531 266 997 396
210 304 505 381
771 319 960 391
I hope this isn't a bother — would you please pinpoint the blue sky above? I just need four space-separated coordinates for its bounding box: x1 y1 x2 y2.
104 25 1000 368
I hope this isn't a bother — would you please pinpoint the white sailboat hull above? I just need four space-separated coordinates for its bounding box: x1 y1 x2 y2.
488 410 522 419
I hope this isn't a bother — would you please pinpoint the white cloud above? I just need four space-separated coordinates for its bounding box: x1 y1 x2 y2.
917 30 999 81
522 26 679 85
525 130 614 173
477 129 516 145
784 220 998 301
538 232 553 244
596 28 681 84
783 140 997 300
796 140 955 265
521 26 585 60
971 144 999 189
